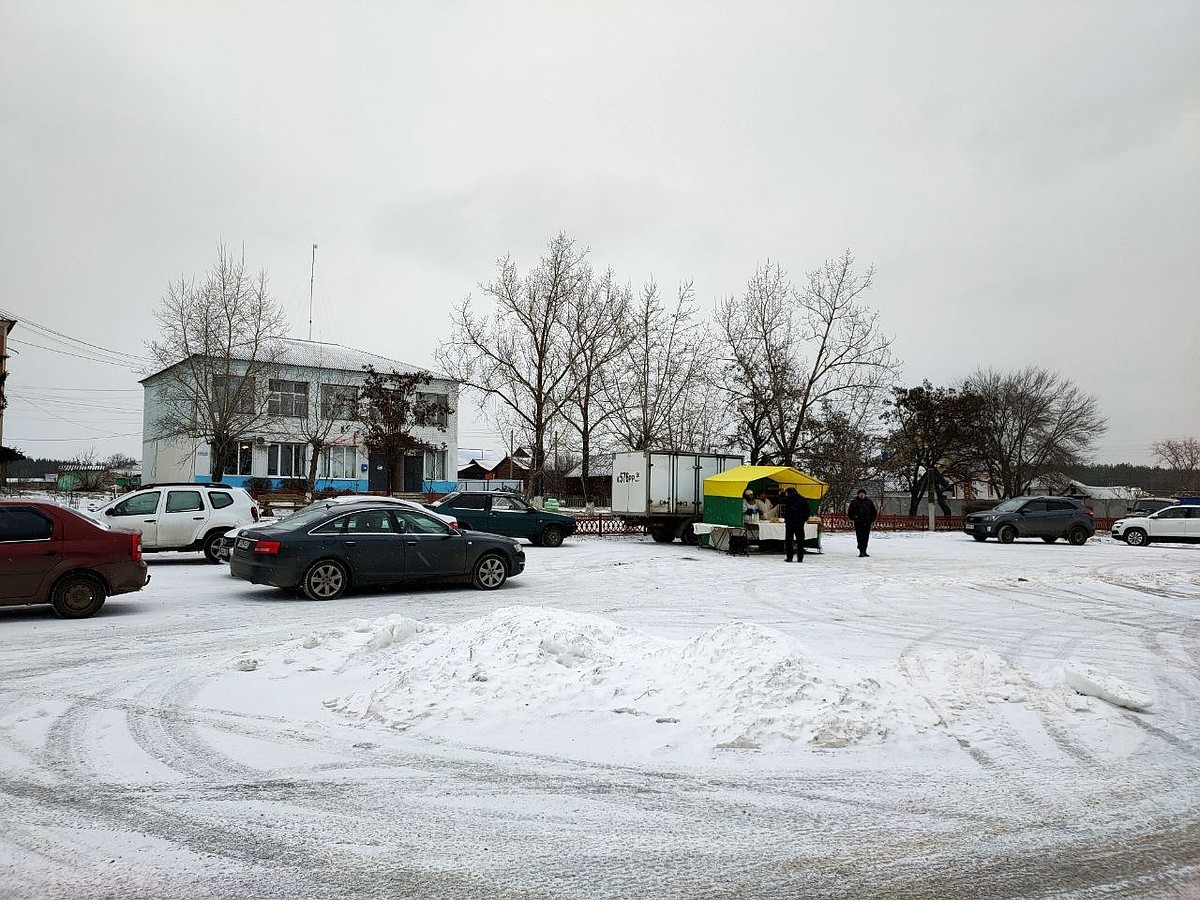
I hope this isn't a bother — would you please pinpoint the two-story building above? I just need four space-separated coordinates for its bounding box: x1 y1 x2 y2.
140 338 459 494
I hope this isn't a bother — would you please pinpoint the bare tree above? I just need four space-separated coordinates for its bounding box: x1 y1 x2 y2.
559 269 631 505
797 405 880 513
965 366 1107 498
603 277 720 451
437 233 591 497
145 245 289 482
279 350 365 493
64 447 106 492
1151 437 1200 493
715 252 899 466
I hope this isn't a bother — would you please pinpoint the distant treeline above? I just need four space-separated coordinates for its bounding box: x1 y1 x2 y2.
8 457 69 478
1065 463 1189 494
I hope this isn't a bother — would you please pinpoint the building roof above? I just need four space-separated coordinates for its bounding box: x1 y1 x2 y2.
142 337 451 383
564 456 614 479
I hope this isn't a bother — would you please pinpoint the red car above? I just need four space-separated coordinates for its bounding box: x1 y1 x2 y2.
0 499 149 618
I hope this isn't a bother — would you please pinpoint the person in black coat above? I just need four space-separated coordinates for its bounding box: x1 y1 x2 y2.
847 488 877 557
779 487 811 562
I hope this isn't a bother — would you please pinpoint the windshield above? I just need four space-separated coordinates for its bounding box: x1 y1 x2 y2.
272 503 344 531
992 499 1025 513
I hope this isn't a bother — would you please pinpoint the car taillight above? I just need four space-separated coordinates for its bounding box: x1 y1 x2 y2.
252 506 261 522
131 533 142 561
1085 508 1095 519
253 539 281 555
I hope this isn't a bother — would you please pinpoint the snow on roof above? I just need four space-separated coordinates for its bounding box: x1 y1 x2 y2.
564 456 614 479
143 337 451 383
1062 479 1143 500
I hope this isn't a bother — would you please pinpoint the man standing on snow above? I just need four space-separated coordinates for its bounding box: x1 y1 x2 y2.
847 488 877 558
780 487 810 562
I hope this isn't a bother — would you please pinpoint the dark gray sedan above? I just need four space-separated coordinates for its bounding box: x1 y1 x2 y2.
230 500 525 600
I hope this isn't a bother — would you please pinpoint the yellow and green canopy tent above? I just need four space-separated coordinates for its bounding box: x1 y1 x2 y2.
703 465 829 527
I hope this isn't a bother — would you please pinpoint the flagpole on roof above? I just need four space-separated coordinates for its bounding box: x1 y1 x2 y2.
308 243 317 341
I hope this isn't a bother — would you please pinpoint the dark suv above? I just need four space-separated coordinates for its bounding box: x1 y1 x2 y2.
963 496 1095 545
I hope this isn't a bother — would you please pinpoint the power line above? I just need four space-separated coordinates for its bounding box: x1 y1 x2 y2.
8 337 146 371
0 307 152 365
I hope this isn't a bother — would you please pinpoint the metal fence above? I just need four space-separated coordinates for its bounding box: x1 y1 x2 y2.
573 514 648 536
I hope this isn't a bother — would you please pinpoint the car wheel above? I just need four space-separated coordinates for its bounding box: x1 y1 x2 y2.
1067 526 1089 546
650 527 676 543
472 553 508 590
997 525 1017 544
202 529 228 563
1042 536 1058 543
50 573 107 619
540 526 564 548
972 534 987 542
301 559 348 601
1123 528 1148 547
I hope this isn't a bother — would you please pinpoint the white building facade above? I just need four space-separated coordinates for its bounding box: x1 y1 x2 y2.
140 339 459 494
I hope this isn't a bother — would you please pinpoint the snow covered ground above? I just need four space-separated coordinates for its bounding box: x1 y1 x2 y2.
2 530 1198 898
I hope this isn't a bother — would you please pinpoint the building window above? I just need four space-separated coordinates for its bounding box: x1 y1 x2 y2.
321 445 357 480
416 392 449 427
321 383 359 420
423 449 446 481
268 380 308 418
267 443 307 478
212 375 256 415
234 442 254 476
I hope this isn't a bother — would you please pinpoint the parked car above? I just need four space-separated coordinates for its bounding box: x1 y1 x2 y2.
1 499 149 618
1111 505 1200 546
92 483 260 563
1124 497 1178 517
426 491 578 547
214 496 457 562
229 500 524 600
963 496 1096 545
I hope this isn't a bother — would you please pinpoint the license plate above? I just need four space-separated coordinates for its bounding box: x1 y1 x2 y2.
237 537 254 550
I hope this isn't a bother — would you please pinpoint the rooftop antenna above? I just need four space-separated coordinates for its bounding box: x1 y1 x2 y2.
308 243 318 341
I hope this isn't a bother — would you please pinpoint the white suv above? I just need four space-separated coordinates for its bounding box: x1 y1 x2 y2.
93 483 261 562
1111 504 1200 546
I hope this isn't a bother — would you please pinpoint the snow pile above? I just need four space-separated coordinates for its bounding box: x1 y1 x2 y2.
1063 664 1153 711
279 607 939 759
906 648 1157 720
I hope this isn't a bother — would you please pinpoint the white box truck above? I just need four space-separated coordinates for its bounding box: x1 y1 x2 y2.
611 450 744 544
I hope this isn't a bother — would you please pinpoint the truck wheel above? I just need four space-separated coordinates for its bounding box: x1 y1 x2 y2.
650 527 676 543
680 521 699 546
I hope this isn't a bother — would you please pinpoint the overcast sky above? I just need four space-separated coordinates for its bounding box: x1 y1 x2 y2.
2 2 1196 467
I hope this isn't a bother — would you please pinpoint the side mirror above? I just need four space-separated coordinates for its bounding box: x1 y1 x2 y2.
526 507 537 514
105 508 116 517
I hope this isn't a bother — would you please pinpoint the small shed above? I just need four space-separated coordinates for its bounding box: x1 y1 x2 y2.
703 465 829 526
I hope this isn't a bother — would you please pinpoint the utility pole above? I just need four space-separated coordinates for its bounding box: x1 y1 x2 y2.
927 464 937 532
308 243 318 341
0 318 14 486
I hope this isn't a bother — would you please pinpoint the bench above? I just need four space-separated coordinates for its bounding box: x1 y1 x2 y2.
255 492 310 516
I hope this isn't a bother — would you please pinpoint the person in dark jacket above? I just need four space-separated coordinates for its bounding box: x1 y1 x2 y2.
780 487 811 562
847 488 877 557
